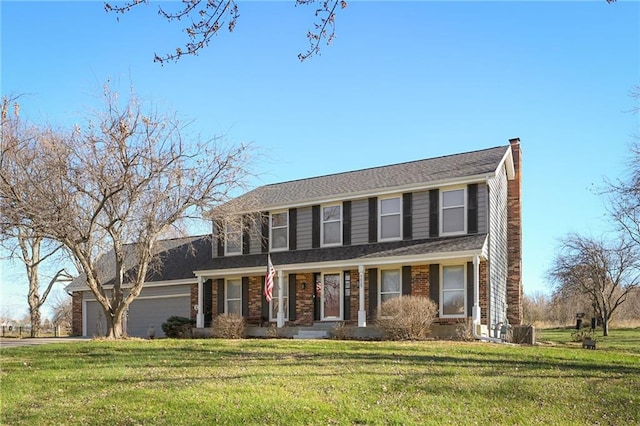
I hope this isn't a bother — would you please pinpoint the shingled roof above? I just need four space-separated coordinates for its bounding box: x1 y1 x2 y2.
65 235 212 291
221 145 511 212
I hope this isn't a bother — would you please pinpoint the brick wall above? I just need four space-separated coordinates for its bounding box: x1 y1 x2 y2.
506 138 523 325
71 291 83 336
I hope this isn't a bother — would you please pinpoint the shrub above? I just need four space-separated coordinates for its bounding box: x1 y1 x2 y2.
212 313 245 339
376 296 438 341
161 316 195 338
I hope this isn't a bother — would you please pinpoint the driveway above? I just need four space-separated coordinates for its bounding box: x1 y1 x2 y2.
0 337 90 349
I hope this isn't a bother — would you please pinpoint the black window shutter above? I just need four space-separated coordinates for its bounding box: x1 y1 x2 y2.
402 265 412 295
242 215 250 255
313 272 321 321
215 220 224 257
429 264 439 307
468 184 478 234
203 279 213 327
261 276 269 321
403 193 413 240
312 205 320 248
289 208 297 251
368 268 378 318
429 189 439 238
343 201 352 246
288 274 297 322
368 197 378 243
261 212 269 253
242 277 249 317
466 262 474 316
217 278 225 314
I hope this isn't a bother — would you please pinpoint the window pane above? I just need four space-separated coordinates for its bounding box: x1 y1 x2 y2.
381 198 400 215
323 221 341 244
443 207 464 233
228 300 242 316
227 280 241 298
272 228 288 249
323 205 341 221
443 266 464 290
443 189 464 207
381 270 400 293
381 215 400 239
226 237 241 253
272 212 287 227
442 291 465 315
381 293 400 304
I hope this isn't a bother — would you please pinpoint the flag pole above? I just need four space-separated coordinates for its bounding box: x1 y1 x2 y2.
276 269 285 328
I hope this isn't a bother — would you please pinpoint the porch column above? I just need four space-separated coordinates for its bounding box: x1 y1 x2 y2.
472 255 481 333
196 276 204 328
276 269 285 328
358 265 366 327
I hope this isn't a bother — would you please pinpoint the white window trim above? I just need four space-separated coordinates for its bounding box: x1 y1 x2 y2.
321 204 342 247
378 268 402 311
269 276 289 322
269 211 289 252
225 278 242 315
440 186 467 236
439 264 466 319
378 195 403 242
224 218 243 256
320 271 343 320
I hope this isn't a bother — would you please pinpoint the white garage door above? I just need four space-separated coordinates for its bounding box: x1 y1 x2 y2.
85 295 191 338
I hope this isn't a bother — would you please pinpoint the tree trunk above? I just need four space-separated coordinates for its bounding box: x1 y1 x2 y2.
29 305 41 338
602 316 609 336
104 308 126 339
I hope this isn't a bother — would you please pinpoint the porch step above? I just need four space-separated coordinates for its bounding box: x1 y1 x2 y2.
293 330 329 339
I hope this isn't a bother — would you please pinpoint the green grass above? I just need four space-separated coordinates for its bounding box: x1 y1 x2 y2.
1 330 639 425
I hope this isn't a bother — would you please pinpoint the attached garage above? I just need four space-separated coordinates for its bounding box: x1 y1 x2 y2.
83 283 192 338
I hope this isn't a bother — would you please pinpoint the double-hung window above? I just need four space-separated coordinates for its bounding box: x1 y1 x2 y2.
225 279 242 315
224 218 242 255
441 265 465 317
322 205 342 246
379 196 402 241
380 269 401 306
270 211 288 251
441 188 466 235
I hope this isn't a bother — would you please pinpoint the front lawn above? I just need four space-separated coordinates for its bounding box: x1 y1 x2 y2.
1 331 639 425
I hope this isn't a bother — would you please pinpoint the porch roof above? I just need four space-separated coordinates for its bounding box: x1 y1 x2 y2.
194 234 487 276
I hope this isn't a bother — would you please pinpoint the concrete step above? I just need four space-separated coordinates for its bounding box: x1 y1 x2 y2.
293 330 329 339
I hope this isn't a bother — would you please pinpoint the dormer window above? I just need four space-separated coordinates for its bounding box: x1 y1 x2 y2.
440 188 466 236
270 211 288 251
224 218 242 256
321 204 342 246
379 196 402 241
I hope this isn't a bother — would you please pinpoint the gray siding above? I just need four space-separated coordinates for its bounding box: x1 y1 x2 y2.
297 207 313 250
351 199 369 245
249 220 263 255
477 182 488 234
412 191 429 239
487 166 509 332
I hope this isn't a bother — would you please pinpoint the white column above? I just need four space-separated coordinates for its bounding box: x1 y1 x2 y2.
472 255 481 333
276 270 285 328
358 265 366 327
196 276 204 328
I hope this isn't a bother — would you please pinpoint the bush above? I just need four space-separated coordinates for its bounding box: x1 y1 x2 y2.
212 313 245 339
161 316 195 338
376 296 437 341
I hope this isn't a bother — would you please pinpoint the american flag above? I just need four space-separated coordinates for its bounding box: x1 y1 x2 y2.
264 254 275 302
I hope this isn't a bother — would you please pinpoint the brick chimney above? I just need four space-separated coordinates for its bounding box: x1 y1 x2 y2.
506 138 522 325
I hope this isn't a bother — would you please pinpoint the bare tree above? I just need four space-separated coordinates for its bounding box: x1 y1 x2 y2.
548 233 640 335
1 97 75 337
0 86 254 338
51 293 73 335
104 0 348 63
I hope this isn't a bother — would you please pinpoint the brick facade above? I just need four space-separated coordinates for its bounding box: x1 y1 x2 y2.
71 291 83 336
506 138 523 325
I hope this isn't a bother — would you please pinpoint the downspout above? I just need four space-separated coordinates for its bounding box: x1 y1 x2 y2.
472 254 503 343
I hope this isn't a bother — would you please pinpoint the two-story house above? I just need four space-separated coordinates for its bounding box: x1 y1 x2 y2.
69 139 522 339
193 138 522 338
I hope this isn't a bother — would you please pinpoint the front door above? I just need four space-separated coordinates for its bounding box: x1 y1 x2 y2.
321 273 342 320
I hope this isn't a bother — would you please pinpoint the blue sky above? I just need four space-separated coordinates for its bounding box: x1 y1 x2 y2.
1 1 638 319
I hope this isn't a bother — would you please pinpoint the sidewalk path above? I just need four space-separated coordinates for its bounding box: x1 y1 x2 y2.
0 337 90 349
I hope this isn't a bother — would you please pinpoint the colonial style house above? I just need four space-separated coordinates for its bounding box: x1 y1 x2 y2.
69 139 522 339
